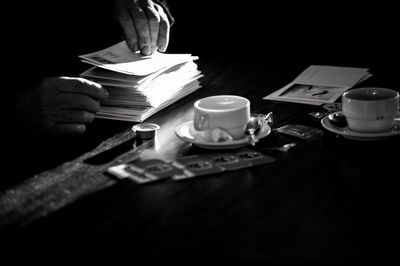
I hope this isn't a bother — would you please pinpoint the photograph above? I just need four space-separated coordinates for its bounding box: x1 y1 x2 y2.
278 83 344 102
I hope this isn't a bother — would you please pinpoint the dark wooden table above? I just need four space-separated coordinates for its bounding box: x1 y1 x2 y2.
1 58 399 264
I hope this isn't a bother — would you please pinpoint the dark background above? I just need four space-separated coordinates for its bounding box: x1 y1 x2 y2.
3 0 398 83
167 1 399 68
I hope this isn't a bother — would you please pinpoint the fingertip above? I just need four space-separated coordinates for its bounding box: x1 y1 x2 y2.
132 42 139 53
75 124 87 134
92 80 103 89
85 111 95 123
126 40 139 52
92 100 101 112
54 123 87 136
102 88 110 99
141 46 151 56
158 44 167 53
87 80 108 100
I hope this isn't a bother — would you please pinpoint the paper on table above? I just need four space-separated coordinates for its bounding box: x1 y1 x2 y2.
263 65 372 105
79 41 198 76
293 65 370 88
81 66 151 84
264 83 347 106
79 41 203 122
96 79 202 121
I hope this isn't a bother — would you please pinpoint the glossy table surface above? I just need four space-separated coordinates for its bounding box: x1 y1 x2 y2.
1 58 399 264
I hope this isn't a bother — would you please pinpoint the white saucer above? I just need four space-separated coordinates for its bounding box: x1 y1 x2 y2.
321 111 400 141
175 121 271 149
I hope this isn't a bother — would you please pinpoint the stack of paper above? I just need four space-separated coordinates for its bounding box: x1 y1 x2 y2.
263 65 372 105
79 41 203 121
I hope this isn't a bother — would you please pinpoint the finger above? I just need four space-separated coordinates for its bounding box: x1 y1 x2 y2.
57 77 109 101
142 1 160 54
114 2 139 52
58 109 95 123
155 3 170 52
58 93 101 113
129 3 151 55
52 123 87 135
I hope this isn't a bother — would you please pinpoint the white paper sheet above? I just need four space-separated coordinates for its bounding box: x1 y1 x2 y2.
79 41 198 76
263 65 372 105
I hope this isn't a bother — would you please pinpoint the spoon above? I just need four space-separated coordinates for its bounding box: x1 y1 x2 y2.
246 112 274 146
254 112 274 126
246 115 262 146
328 112 347 127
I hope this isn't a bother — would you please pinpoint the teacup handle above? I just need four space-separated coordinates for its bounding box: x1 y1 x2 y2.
395 112 400 120
194 111 210 131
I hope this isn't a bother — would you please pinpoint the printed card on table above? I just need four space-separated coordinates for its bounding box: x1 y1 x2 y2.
107 148 275 184
263 65 372 105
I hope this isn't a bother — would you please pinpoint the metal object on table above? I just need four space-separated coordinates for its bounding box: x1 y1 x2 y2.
132 123 160 140
263 142 297 152
246 112 273 146
308 111 328 119
246 115 262 146
83 123 161 165
255 112 273 126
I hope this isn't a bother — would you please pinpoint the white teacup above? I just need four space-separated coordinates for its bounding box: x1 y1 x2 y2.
342 87 399 132
193 95 250 139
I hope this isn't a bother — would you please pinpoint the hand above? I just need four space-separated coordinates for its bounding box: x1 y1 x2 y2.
16 77 109 136
114 0 170 55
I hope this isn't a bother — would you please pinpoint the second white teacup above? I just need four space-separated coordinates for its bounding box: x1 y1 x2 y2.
193 95 250 139
342 87 399 132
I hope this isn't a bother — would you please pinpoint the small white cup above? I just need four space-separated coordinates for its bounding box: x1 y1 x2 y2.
342 87 399 132
193 95 250 139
